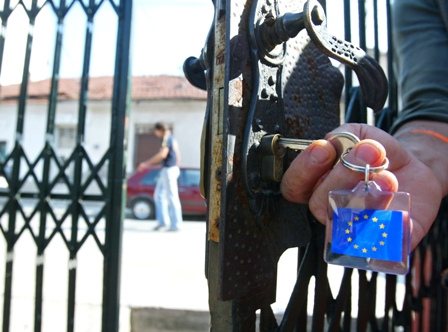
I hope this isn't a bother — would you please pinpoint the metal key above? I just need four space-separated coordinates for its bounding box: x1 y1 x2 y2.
261 132 360 182
278 132 360 156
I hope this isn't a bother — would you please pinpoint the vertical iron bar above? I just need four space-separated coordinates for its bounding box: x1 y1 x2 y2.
373 0 379 61
278 238 315 331
67 252 77 332
367 273 379 331
35 254 44 332
4 4 36 331
386 0 397 128
311 241 327 331
35 2 66 331
383 274 397 330
358 0 366 51
101 0 132 331
1 1 12 330
67 4 96 332
358 0 368 123
17 19 36 134
77 15 94 142
344 0 352 115
46 17 66 137
357 270 368 331
342 289 352 331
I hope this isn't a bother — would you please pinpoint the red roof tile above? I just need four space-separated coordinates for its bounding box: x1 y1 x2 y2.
0 75 207 103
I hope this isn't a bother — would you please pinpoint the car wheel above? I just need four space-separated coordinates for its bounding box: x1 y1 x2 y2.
131 198 155 220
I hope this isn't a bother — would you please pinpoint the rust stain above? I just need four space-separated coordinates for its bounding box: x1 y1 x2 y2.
216 50 225 66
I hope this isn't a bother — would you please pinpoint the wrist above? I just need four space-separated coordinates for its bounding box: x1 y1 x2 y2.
394 120 448 196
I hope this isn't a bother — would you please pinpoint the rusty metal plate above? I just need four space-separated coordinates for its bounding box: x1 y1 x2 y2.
217 0 342 301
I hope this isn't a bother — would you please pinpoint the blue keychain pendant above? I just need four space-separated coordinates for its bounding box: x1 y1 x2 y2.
324 152 411 275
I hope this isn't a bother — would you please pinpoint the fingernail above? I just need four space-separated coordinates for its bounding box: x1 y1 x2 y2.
309 143 330 164
354 142 382 165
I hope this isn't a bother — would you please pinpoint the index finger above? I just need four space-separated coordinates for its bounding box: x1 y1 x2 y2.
281 139 337 203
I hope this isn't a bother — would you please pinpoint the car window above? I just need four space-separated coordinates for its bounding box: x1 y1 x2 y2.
179 169 200 187
140 169 160 186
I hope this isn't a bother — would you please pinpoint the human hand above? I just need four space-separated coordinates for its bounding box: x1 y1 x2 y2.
280 123 443 250
138 162 148 171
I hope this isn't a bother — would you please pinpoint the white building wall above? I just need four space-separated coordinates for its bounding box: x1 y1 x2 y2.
0 104 18 154
84 101 113 165
127 99 206 173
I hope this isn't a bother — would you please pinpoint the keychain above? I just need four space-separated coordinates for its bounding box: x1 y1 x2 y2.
324 148 411 275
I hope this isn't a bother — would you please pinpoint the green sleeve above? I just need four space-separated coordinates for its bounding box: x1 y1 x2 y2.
390 0 448 133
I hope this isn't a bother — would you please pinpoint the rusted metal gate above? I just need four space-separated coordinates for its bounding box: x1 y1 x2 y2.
184 0 448 330
0 1 131 331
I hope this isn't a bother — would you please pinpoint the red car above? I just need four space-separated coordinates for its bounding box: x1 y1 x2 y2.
126 166 207 220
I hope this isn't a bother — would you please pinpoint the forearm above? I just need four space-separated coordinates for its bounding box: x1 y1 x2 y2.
394 120 448 196
142 152 164 166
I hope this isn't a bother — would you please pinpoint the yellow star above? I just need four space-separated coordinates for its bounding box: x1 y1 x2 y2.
372 217 378 222
345 229 350 234
347 237 352 242
382 232 387 238
354 244 359 249
372 247 377 251
380 224 385 229
348 221 353 226
364 214 369 219
362 248 367 253
380 241 385 246
355 216 359 221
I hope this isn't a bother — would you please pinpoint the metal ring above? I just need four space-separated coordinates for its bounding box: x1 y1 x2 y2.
364 164 370 187
340 148 389 173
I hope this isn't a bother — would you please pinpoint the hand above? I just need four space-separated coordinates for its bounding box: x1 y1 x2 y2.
138 162 149 171
280 123 443 250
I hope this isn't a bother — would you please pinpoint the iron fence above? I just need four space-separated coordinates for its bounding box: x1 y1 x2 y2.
0 0 131 331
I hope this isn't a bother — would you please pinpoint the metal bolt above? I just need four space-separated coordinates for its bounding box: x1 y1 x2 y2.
311 5 325 25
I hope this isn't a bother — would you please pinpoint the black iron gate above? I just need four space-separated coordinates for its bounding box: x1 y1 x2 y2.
0 1 131 331
184 0 448 330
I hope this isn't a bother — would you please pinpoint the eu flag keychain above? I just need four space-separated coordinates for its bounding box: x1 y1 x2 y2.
324 148 411 275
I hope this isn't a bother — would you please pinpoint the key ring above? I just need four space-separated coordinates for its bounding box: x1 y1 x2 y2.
340 148 390 187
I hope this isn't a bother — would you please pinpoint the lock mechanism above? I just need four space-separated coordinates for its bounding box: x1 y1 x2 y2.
261 134 286 182
182 0 389 303
261 132 360 182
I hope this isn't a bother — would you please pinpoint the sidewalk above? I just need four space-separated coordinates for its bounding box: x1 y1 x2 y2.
121 219 209 312
0 216 399 331
120 218 300 331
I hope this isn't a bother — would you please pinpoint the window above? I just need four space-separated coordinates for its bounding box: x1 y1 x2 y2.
179 169 200 187
56 127 77 149
141 169 160 186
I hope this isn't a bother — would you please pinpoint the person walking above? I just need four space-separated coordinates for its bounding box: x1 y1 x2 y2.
138 122 183 231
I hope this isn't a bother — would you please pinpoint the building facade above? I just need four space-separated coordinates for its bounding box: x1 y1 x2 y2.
0 75 207 179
